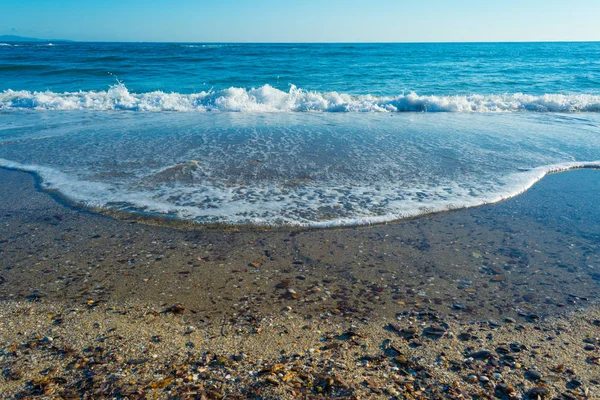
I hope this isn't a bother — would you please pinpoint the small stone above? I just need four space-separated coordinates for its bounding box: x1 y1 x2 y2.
525 369 542 381
526 313 541 321
164 303 188 315
467 349 492 360
495 383 514 394
480 376 490 382
493 373 503 380
527 386 549 398
402 326 418 335
184 326 196 334
424 325 447 337
566 379 583 388
584 344 596 351
275 280 291 289
523 294 535 302
504 317 516 323
467 375 478 383
283 288 300 300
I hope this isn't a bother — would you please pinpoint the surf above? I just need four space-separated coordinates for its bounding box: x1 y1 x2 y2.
1 83 600 113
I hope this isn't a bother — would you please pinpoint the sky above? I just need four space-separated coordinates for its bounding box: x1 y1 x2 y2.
1 0 599 43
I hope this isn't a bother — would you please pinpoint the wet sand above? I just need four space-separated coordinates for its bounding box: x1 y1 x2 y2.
1 167 599 398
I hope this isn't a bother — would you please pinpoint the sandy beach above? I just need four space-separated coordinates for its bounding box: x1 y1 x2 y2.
1 167 599 398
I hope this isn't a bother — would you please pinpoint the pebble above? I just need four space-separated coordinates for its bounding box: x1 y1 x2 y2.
402 326 418 335
423 325 447 337
467 349 492 360
184 326 196 334
526 386 549 398
525 369 542 381
495 382 514 394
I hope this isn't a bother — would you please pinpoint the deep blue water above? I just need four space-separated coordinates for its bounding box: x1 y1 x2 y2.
1 42 600 95
1 42 599 112
0 42 599 226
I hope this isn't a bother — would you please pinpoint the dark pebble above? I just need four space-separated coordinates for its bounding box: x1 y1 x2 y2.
467 349 492 360
527 386 549 398
525 369 542 381
423 325 447 337
567 378 583 388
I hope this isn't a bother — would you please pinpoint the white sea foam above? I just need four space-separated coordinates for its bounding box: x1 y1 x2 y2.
1 83 600 112
1 156 598 227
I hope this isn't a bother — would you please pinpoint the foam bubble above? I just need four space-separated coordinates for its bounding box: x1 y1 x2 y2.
1 156 598 227
1 83 600 113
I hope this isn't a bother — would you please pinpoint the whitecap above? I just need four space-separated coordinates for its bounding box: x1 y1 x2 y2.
1 83 599 113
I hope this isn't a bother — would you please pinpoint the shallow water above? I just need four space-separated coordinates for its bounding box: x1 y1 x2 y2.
0 112 599 226
1 42 599 227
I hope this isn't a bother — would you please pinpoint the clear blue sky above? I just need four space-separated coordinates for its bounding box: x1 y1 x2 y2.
1 0 599 42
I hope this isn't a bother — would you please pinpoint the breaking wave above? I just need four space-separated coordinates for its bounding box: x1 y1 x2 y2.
1 83 600 113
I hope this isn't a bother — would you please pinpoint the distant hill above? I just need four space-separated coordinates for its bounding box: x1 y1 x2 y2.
0 34 72 42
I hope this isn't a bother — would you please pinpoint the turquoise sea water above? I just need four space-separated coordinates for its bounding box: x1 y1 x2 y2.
0 42 599 226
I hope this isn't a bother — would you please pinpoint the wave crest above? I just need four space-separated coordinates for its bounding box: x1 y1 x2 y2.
1 83 600 113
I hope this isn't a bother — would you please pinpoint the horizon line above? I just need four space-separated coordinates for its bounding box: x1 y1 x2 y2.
2 36 600 45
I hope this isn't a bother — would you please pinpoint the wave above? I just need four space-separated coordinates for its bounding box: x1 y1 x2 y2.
1 83 600 113
0 156 599 227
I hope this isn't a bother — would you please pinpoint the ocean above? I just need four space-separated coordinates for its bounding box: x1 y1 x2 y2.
1 42 599 226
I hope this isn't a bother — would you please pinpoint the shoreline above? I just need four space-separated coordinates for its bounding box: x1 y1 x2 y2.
1 167 599 398
1 161 600 232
